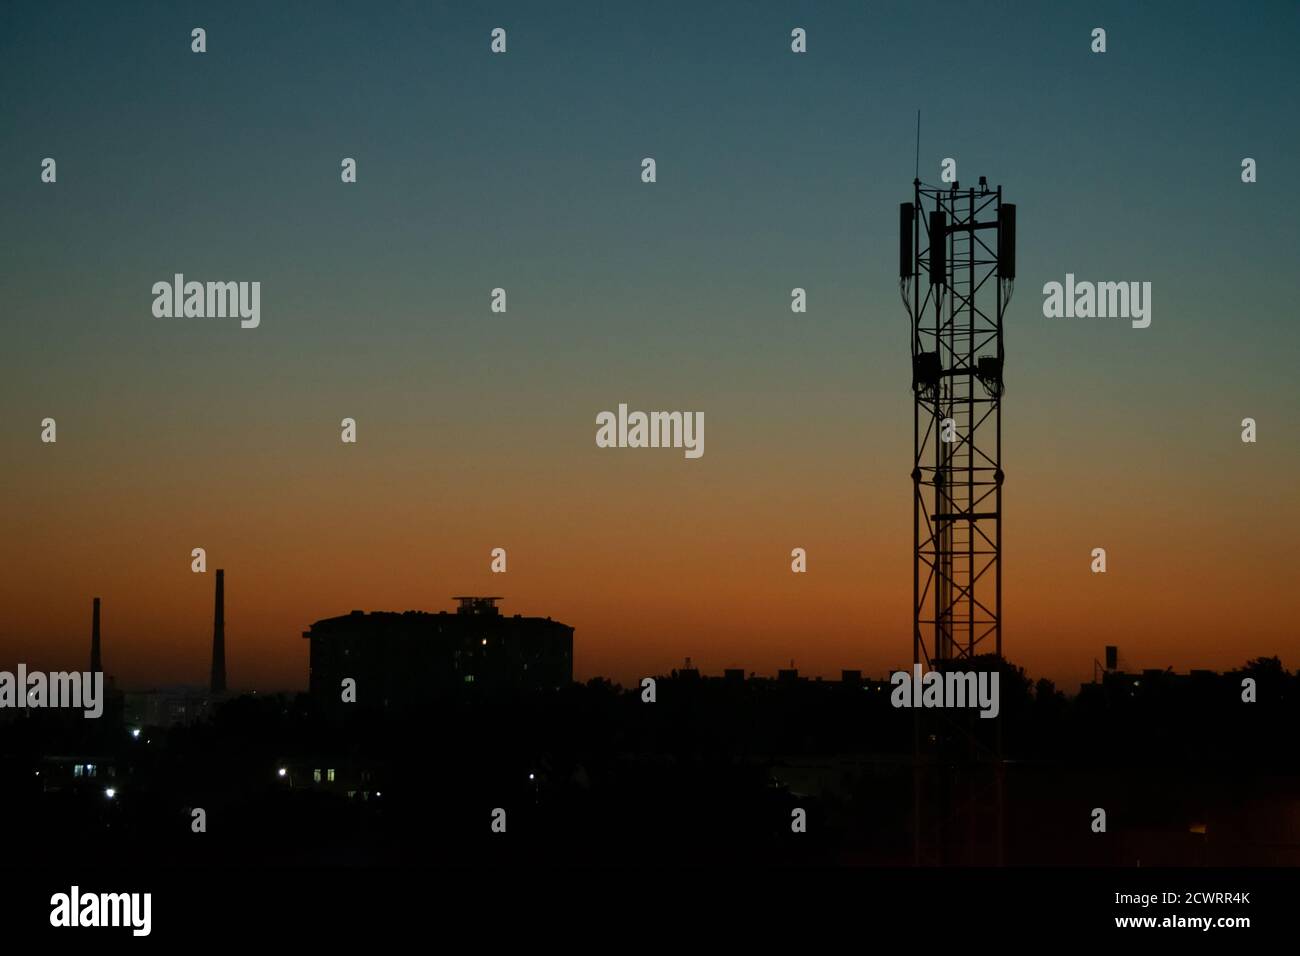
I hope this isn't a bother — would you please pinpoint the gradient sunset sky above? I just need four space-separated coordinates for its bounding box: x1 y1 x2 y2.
2 0 1298 693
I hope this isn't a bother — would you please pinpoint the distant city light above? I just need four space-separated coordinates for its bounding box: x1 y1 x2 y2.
529 773 535 780
130 728 141 738
481 639 487 646
104 788 115 799
277 768 287 777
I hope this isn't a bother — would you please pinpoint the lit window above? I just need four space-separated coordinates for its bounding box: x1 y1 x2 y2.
464 674 475 683
86 764 96 777
313 769 321 783
327 769 336 782
74 764 83 778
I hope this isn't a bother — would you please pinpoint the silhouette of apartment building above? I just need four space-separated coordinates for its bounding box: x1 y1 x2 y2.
303 597 573 707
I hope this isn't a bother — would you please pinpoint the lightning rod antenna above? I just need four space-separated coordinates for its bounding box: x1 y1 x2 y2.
914 110 921 180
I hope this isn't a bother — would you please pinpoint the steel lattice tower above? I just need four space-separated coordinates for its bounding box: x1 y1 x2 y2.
901 178 1013 668
901 176 1013 866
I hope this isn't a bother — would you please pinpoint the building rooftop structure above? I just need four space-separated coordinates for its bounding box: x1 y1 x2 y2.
302 597 573 708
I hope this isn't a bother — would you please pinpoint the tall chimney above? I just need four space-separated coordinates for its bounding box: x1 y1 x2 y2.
210 569 226 694
90 597 102 673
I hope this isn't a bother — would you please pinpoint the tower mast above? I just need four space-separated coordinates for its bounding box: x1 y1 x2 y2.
901 174 1014 864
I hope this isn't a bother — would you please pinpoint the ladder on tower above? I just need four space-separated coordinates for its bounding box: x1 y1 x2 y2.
944 194 976 659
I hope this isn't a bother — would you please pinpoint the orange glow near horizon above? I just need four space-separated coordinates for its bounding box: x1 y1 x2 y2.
2 414 1294 695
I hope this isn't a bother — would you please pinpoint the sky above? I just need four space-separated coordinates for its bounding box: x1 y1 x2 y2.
2 0 1298 693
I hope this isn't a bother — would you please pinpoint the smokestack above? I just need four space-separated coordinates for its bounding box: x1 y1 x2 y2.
90 597 102 674
211 569 226 695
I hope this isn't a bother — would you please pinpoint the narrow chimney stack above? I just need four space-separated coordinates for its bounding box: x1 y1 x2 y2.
211 569 226 695
90 597 102 674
